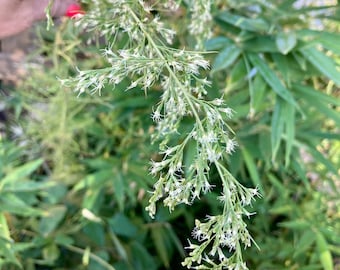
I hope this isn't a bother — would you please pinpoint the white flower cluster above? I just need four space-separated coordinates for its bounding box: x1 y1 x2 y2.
65 1 258 269
183 174 260 269
188 0 213 49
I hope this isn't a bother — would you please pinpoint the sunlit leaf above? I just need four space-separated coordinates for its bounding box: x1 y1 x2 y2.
276 32 297 55
316 232 334 270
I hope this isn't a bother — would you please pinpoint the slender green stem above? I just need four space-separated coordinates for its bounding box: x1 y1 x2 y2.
64 244 116 270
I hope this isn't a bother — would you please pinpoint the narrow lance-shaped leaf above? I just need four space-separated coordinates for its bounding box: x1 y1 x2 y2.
284 103 295 167
216 11 270 32
300 46 340 86
241 147 264 194
247 53 300 110
0 159 43 187
316 232 334 270
212 44 241 73
151 225 170 268
271 97 285 163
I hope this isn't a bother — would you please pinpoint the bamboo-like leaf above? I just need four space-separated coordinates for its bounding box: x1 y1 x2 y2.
226 58 247 91
217 11 270 32
109 231 128 261
299 93 340 125
2 181 55 193
251 75 267 113
112 172 125 211
0 159 43 186
316 232 334 270
305 145 338 175
212 45 241 73
279 220 310 230
0 213 10 240
293 230 316 258
300 46 340 86
271 98 285 162
0 239 21 267
242 36 279 53
267 173 287 196
165 224 186 258
293 83 340 106
247 53 299 108
151 225 170 268
0 193 45 216
39 205 67 236
297 29 340 55
284 103 295 167
205 36 233 51
72 169 113 191
241 147 264 193
272 53 291 87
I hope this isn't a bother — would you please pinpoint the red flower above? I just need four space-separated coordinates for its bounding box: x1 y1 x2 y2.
65 4 85 18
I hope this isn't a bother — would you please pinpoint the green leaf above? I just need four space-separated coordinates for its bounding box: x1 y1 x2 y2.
0 238 21 267
72 169 113 191
284 103 295 167
306 145 338 175
112 172 125 211
251 75 267 113
109 231 128 261
247 53 299 109
39 205 67 236
300 46 340 86
150 225 170 268
205 36 233 51
316 232 334 270
226 58 247 91
55 234 74 246
109 214 137 238
0 193 45 216
212 45 241 73
1 180 55 193
272 53 291 87
293 83 340 107
42 243 60 262
0 213 10 240
217 11 270 32
165 224 185 258
279 220 310 230
294 84 340 125
259 131 271 166
0 159 43 186
241 147 264 194
271 98 285 162
242 36 279 53
83 188 104 213
83 223 105 246
267 173 287 196
276 32 297 54
293 230 316 258
130 241 157 270
297 29 340 55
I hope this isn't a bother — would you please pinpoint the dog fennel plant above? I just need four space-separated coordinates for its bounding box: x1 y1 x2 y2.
62 1 259 269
